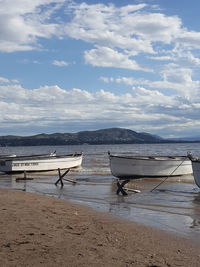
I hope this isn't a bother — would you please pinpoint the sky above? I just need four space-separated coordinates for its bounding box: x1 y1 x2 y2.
0 0 200 138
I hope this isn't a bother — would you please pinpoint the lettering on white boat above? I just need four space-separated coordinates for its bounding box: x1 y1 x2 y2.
12 162 39 167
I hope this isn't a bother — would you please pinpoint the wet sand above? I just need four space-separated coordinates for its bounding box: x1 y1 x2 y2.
0 189 200 267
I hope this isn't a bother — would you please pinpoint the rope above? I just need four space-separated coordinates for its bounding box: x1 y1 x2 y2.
150 157 187 192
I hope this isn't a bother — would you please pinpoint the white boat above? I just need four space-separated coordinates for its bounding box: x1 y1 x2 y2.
187 154 200 188
0 152 83 173
108 152 192 179
190 161 200 188
0 154 16 159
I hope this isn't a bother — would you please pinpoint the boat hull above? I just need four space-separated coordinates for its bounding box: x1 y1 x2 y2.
191 161 200 188
109 154 192 179
0 153 83 173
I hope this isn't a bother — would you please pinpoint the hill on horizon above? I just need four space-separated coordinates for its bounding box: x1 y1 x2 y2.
0 128 165 146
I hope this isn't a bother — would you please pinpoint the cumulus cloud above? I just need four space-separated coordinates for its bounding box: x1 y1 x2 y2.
101 64 200 101
0 80 200 137
84 46 150 71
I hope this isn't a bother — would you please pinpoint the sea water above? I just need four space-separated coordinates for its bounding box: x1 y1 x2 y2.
0 143 200 241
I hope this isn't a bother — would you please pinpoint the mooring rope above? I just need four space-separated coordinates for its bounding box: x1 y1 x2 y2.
150 157 188 192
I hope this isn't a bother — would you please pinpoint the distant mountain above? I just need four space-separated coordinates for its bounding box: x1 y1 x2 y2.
169 136 200 142
0 128 165 146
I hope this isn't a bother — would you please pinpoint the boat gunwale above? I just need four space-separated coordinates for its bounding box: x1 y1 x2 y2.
0 153 83 162
109 154 189 162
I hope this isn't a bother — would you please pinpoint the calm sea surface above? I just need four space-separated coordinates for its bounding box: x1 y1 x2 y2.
0 143 200 241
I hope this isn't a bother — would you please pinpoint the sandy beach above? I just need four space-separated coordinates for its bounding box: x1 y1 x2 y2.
0 189 199 267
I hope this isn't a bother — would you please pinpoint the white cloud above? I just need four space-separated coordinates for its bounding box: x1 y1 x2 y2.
0 0 64 52
120 13 182 44
0 77 10 83
62 2 190 52
64 3 155 55
149 50 200 68
62 2 200 71
100 64 200 101
1 2 200 137
0 0 63 15
1 0 200 74
161 67 192 84
148 55 172 61
100 76 148 86
52 60 70 66
0 81 200 137
176 31 200 49
0 77 19 84
178 52 200 66
84 46 151 71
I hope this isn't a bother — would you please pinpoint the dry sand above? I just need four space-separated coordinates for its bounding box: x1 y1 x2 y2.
0 189 199 267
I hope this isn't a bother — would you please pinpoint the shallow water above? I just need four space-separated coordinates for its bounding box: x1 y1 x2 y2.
0 143 200 241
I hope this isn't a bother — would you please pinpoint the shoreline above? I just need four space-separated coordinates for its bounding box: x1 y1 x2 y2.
0 189 200 266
